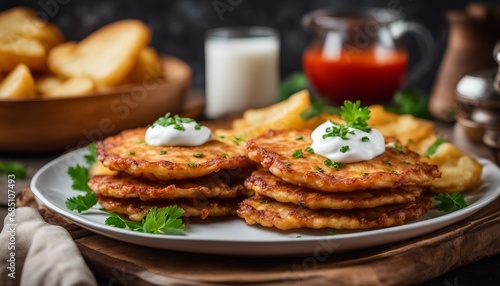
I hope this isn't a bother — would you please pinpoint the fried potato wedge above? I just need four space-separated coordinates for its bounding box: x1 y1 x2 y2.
47 19 151 86
0 37 47 72
215 90 322 144
0 63 35 99
411 135 483 193
36 75 95 98
0 7 64 50
117 46 162 85
368 107 483 193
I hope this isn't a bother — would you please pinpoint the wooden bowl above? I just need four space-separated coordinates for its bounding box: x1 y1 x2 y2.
0 56 191 154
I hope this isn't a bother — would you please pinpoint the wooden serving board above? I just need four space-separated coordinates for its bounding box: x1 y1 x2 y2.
17 187 500 286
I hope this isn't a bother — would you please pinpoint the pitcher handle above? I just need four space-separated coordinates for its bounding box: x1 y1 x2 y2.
390 21 436 86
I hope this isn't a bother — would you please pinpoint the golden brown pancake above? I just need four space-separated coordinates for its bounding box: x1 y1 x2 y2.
237 194 432 230
97 128 254 181
89 172 253 201
245 170 425 210
245 129 440 192
97 194 241 221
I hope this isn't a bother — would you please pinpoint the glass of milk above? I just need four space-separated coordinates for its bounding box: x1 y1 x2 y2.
204 27 280 118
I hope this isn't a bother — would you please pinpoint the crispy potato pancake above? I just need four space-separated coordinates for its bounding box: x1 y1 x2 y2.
98 128 254 181
245 129 440 192
245 170 425 210
89 172 252 201
237 194 432 230
98 194 240 221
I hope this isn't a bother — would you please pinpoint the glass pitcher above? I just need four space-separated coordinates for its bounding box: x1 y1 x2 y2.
302 8 434 105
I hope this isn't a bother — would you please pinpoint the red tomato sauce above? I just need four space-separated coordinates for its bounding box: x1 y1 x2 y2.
303 47 408 105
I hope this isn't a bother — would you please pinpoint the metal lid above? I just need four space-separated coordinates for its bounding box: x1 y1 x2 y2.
456 69 500 108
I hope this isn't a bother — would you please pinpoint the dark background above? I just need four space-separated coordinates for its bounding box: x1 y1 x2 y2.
2 0 500 95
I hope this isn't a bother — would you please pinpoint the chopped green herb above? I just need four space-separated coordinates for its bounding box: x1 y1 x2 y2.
316 167 324 173
193 153 203 158
323 121 355 140
129 150 136 155
305 146 314 153
325 228 336 235
402 160 411 165
233 136 246 145
188 163 198 168
392 143 405 153
296 236 302 238
292 150 303 158
383 159 391 166
324 159 344 169
151 113 196 131
66 192 97 213
361 136 370 142
220 153 228 159
219 135 226 140
361 172 368 176
286 163 292 168
136 140 146 145
425 137 446 156
194 123 202 130
389 170 398 174
435 193 468 213
159 150 167 155
296 136 304 140
340 145 350 153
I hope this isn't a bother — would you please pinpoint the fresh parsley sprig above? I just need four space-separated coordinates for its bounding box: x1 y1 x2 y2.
65 143 98 213
435 193 468 213
340 100 371 132
66 192 98 213
105 206 185 235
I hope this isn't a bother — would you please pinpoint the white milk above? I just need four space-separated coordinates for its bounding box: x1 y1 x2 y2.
205 36 279 118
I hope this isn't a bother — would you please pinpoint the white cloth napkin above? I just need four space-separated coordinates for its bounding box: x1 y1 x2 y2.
0 207 97 286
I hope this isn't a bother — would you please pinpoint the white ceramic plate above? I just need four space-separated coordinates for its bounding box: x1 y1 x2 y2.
31 148 500 256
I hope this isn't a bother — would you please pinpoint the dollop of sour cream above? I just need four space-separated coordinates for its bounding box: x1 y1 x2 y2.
310 121 385 163
145 121 212 146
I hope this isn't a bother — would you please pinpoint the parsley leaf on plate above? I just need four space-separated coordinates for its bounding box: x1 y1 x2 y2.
84 142 98 165
143 206 185 235
105 206 186 235
105 212 142 231
66 192 98 213
435 193 468 213
67 164 91 192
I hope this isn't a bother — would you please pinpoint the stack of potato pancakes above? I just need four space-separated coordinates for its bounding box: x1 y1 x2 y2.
238 129 441 230
89 128 254 222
